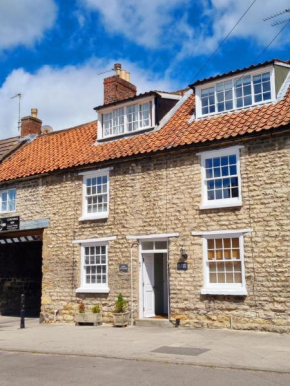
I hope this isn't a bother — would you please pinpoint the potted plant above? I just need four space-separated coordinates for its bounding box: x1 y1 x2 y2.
91 304 103 325
113 293 130 327
75 302 102 326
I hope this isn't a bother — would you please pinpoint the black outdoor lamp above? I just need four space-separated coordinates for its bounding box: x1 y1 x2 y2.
181 246 188 260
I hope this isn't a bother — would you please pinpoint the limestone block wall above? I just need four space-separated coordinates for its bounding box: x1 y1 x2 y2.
1 131 289 332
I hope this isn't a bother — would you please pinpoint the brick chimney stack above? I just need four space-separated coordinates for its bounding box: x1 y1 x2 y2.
104 63 137 105
21 108 42 137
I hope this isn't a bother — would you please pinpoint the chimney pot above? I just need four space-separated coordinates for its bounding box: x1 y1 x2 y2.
31 108 38 118
120 69 127 80
114 63 122 70
125 72 131 82
114 63 122 76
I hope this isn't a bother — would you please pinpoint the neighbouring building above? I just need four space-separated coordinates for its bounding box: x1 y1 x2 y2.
0 60 289 333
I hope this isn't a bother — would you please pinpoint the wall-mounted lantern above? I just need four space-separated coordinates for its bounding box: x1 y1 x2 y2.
181 246 188 260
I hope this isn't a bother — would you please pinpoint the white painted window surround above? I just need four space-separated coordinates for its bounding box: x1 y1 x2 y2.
79 168 111 221
97 97 155 140
74 236 117 294
126 233 179 240
192 229 251 296
195 66 275 119
199 146 243 210
0 188 16 213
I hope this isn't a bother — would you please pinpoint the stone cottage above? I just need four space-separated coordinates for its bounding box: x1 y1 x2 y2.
0 60 289 333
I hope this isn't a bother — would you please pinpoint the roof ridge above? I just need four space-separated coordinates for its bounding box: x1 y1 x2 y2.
190 58 290 87
38 120 97 138
0 135 20 142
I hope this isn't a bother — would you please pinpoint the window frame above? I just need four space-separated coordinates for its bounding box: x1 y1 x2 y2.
201 231 247 296
199 146 243 210
77 241 110 293
97 97 155 140
0 188 16 214
195 66 275 118
79 168 110 221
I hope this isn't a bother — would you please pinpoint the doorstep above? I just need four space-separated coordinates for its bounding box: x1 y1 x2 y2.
135 318 174 328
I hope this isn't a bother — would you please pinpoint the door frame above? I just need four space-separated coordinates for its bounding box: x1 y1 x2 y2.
138 239 169 319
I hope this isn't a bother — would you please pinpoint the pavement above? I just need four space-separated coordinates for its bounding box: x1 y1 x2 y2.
1 316 290 374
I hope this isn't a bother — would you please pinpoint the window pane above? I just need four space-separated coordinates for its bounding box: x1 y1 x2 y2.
210 273 217 283
232 249 240 259
234 272 242 283
263 81 270 92
216 189 222 199
224 238 230 248
216 250 223 260
224 249 231 259
142 241 154 250
232 238 239 248
208 239 214 249
217 272 225 283
208 250 215 260
208 190 215 200
155 241 167 249
226 272 234 283
1 201 7 212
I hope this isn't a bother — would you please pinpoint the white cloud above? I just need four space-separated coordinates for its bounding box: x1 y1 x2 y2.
80 0 290 55
0 0 57 50
203 0 290 49
80 0 189 48
0 59 178 139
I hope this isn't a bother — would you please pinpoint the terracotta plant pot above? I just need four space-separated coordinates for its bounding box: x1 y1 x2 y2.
113 312 130 327
75 312 102 326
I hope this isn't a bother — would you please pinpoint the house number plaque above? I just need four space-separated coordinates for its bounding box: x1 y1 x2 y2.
177 262 188 271
119 264 129 272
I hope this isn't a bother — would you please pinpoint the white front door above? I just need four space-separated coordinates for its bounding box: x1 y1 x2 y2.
143 253 155 318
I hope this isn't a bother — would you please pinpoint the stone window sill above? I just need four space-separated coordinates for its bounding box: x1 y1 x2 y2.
200 288 247 296
79 213 108 221
76 287 110 294
199 202 242 210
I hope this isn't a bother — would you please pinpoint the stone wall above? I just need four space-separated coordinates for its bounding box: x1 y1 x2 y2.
1 131 289 332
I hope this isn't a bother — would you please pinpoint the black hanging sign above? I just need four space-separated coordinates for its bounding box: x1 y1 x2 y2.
119 264 129 273
177 262 188 271
0 216 20 232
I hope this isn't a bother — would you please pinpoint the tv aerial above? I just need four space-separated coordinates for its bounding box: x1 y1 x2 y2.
263 8 290 26
11 93 22 132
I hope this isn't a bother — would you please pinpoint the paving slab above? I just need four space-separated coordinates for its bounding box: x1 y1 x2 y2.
0 316 290 373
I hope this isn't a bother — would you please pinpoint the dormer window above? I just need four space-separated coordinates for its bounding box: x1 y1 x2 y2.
102 101 152 138
196 68 274 118
95 64 181 142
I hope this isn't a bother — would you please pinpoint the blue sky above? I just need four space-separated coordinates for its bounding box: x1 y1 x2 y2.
0 0 290 139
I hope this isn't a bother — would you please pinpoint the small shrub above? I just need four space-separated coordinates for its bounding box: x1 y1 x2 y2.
114 293 127 313
78 302 85 313
91 304 101 314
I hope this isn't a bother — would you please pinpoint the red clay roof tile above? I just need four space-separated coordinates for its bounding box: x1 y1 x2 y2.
0 85 290 182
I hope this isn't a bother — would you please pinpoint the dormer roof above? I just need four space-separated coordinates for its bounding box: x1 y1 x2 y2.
94 90 183 111
190 59 290 87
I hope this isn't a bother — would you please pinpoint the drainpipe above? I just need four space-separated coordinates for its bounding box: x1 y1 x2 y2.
130 242 139 326
54 309 59 322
